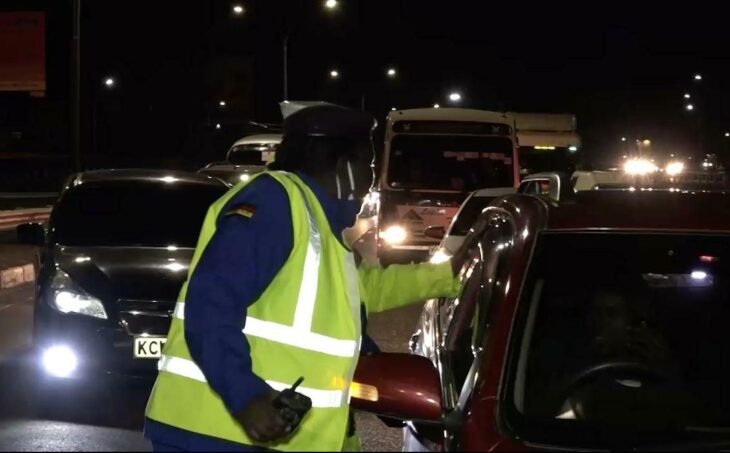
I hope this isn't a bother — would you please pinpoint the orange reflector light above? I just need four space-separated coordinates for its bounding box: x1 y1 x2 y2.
350 382 379 402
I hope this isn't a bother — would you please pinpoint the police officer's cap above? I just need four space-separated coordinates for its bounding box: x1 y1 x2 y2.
283 104 376 140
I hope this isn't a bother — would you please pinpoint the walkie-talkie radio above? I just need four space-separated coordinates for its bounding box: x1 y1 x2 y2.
273 377 312 433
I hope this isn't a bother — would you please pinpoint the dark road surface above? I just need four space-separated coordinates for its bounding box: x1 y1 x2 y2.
0 282 419 451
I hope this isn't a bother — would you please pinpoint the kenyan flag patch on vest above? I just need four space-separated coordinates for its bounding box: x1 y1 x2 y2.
226 204 256 219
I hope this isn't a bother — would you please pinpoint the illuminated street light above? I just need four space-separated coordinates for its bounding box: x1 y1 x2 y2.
391 107 397 111
386 68 397 78
103 77 116 88
329 69 340 79
684 93 691 99
725 132 730 138
694 73 703 81
621 137 627 142
232 4 245 15
666 161 685 176
219 100 227 108
325 0 338 9
449 92 462 103
215 123 222 130
686 104 695 111
433 104 441 109
643 139 652 147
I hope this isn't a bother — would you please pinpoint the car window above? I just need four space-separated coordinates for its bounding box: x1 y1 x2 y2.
439 212 514 395
504 232 730 449
51 181 226 248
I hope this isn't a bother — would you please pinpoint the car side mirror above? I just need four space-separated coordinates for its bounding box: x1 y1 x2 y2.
424 226 446 240
350 353 442 423
17 223 45 246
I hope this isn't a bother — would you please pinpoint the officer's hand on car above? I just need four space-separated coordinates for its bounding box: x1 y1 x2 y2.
450 215 489 276
236 390 289 443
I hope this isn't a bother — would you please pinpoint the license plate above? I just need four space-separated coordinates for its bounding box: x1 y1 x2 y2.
134 337 167 359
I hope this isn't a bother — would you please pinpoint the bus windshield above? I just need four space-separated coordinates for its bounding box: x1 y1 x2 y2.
387 135 514 191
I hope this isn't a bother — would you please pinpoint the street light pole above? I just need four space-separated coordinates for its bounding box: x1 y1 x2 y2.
282 34 289 101
71 0 82 172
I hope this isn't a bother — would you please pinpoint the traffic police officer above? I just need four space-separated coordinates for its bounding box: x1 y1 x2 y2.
145 105 481 451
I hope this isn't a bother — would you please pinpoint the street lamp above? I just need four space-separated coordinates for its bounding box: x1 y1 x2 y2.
386 68 397 78
684 93 691 99
449 92 462 103
694 73 703 81
686 104 695 111
219 100 227 108
232 4 245 16
103 77 116 88
621 137 627 142
725 132 730 138
391 107 397 111
325 0 338 9
433 104 441 109
329 69 340 79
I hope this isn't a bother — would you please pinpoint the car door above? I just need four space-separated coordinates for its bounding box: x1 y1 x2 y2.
437 211 515 450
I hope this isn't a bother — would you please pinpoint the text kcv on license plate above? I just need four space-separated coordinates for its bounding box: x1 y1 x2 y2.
134 337 167 359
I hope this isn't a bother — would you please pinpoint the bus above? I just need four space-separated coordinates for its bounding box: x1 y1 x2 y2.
509 113 581 176
373 108 520 265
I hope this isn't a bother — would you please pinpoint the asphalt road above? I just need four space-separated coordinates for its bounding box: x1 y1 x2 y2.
0 284 421 452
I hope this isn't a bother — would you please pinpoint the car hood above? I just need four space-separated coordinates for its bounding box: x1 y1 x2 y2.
54 246 193 304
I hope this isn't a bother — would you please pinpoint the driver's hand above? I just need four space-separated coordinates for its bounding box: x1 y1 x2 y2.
450 216 489 275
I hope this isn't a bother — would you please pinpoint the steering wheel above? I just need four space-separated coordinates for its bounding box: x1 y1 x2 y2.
559 360 669 420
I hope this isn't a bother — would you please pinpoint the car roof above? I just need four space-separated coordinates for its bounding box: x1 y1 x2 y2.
231 134 283 147
546 189 730 233
387 108 513 124
67 169 226 188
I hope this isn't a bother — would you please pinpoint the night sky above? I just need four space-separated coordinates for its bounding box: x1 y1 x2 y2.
8 0 730 168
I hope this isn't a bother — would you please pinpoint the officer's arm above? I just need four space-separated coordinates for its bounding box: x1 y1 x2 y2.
359 261 461 315
184 176 293 416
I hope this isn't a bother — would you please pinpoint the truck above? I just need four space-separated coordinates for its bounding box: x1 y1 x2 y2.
509 112 581 176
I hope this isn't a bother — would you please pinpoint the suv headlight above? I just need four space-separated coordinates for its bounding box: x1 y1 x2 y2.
50 270 107 320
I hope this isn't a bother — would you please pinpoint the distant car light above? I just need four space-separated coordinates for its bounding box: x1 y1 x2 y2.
569 146 579 152
691 271 708 281
42 346 78 379
665 161 685 176
430 248 452 264
624 158 658 175
381 226 407 245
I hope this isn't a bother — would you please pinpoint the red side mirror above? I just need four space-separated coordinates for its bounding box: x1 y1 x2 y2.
351 353 442 422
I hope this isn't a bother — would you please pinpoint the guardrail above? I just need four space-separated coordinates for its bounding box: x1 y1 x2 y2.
0 208 51 232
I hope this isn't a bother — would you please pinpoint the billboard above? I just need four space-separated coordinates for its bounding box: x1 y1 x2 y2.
0 12 46 93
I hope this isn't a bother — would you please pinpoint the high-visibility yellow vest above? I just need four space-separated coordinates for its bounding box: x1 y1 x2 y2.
147 171 362 451
146 170 462 451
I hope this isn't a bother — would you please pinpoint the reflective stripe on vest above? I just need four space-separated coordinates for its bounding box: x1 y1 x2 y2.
158 355 346 408
172 303 358 358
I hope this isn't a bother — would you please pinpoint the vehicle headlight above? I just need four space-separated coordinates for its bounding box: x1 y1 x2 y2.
666 161 685 176
51 270 107 319
240 173 251 182
430 248 452 264
624 158 658 176
42 345 78 378
381 226 408 245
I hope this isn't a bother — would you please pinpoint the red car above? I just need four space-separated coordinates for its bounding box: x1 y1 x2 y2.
353 188 730 451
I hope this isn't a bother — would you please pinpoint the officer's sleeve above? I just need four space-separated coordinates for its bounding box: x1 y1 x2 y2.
184 176 293 416
359 261 461 315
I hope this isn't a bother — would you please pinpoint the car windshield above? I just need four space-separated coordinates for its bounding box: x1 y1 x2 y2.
387 135 514 191
228 144 278 165
52 181 226 247
506 232 730 449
